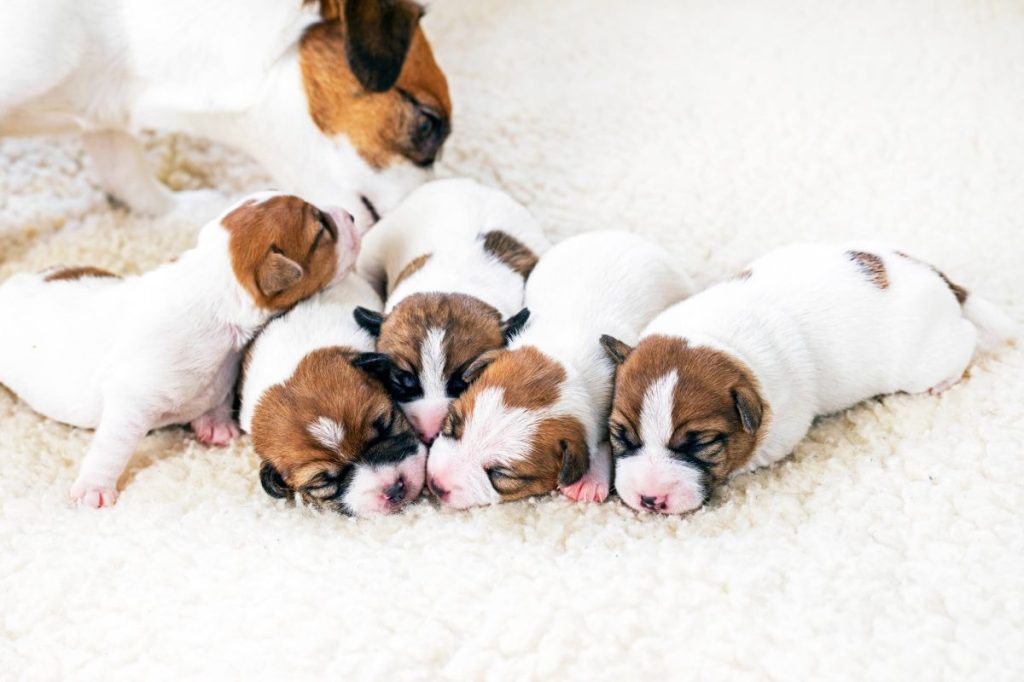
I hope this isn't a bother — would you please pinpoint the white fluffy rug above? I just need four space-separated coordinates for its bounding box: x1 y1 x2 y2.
2 0 1022 678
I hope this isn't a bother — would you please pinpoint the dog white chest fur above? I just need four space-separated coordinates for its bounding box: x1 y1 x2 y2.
426 230 693 508
626 242 1016 510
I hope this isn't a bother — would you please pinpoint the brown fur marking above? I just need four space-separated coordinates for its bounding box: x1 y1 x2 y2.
847 250 889 289
610 335 769 486
392 253 431 290
895 251 970 304
221 195 340 311
299 15 451 169
482 231 539 279
44 266 118 282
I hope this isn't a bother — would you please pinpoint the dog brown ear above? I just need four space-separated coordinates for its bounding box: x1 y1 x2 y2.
557 438 590 487
732 385 763 434
257 250 304 299
344 0 423 92
463 349 502 383
599 335 633 366
259 461 292 499
311 0 343 20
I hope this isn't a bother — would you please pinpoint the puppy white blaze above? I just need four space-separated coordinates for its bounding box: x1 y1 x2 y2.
640 371 679 446
419 327 448 400
307 416 345 451
616 370 705 514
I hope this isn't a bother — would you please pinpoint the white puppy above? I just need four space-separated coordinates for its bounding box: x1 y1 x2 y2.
0 192 359 507
0 0 450 225
603 243 1018 514
426 230 693 509
239 274 428 516
354 178 550 444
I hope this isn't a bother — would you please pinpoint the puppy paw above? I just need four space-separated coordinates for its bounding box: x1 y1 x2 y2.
560 473 610 503
70 480 119 509
191 413 241 446
927 376 962 395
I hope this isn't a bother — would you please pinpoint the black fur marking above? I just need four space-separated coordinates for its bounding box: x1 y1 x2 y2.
344 0 422 92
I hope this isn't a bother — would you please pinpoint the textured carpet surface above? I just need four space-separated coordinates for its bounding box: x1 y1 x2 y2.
1 0 1022 679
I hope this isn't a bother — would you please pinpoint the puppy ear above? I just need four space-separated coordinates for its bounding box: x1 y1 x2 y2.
732 385 763 434
259 461 291 499
557 438 590 487
344 0 423 93
353 306 385 337
502 308 530 345
257 250 304 299
351 352 392 382
599 334 633 366
463 349 501 383
314 0 343 21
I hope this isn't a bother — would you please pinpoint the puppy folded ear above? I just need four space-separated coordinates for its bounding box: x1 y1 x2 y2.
257 250 304 299
502 308 530 344
313 0 343 21
344 0 424 92
463 349 502 383
599 334 633 366
259 461 292 499
557 438 590 487
732 385 763 434
351 352 392 382
353 306 386 337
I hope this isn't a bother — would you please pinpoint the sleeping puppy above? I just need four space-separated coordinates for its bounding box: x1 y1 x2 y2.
0 0 450 225
353 178 550 444
425 231 692 509
239 274 427 516
0 192 359 507
603 243 1018 514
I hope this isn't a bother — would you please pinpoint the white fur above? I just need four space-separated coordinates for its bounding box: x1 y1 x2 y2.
427 230 693 508
357 178 550 440
618 242 1018 514
0 192 355 507
307 417 345 453
0 0 426 224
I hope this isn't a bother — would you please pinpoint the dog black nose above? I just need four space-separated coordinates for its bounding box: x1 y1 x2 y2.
640 495 658 510
384 479 406 504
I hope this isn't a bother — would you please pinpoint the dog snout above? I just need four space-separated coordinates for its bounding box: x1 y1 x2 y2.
639 493 668 512
384 478 407 505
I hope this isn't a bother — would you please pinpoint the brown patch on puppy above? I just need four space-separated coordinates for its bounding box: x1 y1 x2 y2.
251 346 414 508
609 335 768 485
299 7 451 170
222 195 340 311
391 253 431 290
44 266 118 282
847 250 889 289
894 251 969 304
377 292 505 380
482 231 539 279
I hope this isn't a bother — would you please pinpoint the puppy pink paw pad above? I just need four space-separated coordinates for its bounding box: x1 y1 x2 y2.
560 477 609 503
927 376 961 395
191 416 240 446
71 482 119 509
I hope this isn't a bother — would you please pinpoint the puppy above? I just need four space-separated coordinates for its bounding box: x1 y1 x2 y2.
353 178 550 444
0 0 450 225
239 274 427 516
603 243 1018 515
425 230 693 509
0 192 359 507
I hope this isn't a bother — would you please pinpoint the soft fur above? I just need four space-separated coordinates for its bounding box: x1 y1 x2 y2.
604 243 1017 515
0 0 451 226
0 192 358 506
426 230 692 508
2 0 1022 678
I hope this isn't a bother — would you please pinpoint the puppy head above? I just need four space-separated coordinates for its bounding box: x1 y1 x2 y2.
295 0 451 224
213 192 360 312
425 346 590 510
601 334 767 515
252 347 426 516
353 293 530 444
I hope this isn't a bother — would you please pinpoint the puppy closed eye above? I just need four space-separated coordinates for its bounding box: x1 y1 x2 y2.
486 467 533 494
441 410 463 440
310 210 336 251
610 422 641 457
302 470 347 500
389 368 422 400
670 431 727 464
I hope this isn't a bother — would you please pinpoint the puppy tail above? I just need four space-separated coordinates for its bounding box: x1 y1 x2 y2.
963 294 1019 350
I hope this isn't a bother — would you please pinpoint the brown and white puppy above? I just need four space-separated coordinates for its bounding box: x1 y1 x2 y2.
425 231 692 509
239 274 426 516
0 0 451 226
0 191 358 507
604 242 1017 514
354 179 550 444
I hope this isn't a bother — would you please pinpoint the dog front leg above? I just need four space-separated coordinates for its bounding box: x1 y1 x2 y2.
82 129 176 215
190 399 241 447
70 404 153 508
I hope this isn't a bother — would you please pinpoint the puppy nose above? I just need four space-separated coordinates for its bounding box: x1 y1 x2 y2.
428 477 449 501
640 494 663 511
384 478 406 504
410 415 442 445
